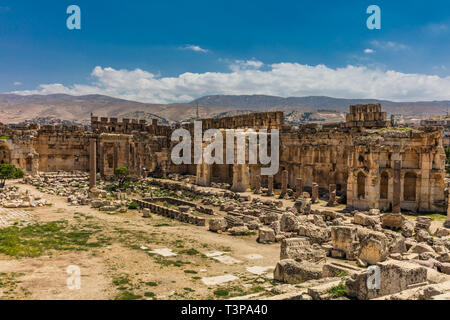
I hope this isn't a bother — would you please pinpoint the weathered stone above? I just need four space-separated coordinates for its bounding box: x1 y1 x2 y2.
331 226 359 260
354 212 379 227
346 260 428 300
280 238 326 263
257 227 276 243
208 218 227 232
381 213 404 230
358 231 388 265
311 183 319 203
280 213 299 232
273 259 323 284
228 226 250 236
295 178 303 198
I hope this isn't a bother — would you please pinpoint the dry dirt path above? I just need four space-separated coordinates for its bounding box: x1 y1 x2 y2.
0 181 281 300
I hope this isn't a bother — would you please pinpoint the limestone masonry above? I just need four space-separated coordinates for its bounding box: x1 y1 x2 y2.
0 104 446 213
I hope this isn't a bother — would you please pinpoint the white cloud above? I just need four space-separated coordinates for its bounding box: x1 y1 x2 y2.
370 40 409 51
364 49 375 54
181 45 209 53
229 59 264 71
13 81 22 86
11 63 450 103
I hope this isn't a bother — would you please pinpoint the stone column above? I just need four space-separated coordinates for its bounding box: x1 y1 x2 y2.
231 164 250 192
311 183 319 203
254 173 261 194
327 184 337 206
99 143 104 176
393 160 401 213
280 170 288 197
267 175 274 196
113 143 118 172
445 192 450 228
89 139 97 190
296 178 303 198
196 162 211 187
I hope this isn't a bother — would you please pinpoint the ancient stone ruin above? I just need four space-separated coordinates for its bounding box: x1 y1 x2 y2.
1 103 450 300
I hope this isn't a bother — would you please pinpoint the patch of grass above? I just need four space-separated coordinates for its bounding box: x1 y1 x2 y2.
179 248 199 256
184 270 198 274
424 214 446 222
128 201 139 210
154 256 190 268
115 291 142 300
154 223 171 227
328 283 347 298
112 274 131 286
144 291 155 298
145 281 158 287
213 289 229 297
250 286 266 293
0 221 102 257
335 271 348 277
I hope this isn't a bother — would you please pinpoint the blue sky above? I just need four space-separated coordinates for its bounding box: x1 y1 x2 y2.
1 0 450 102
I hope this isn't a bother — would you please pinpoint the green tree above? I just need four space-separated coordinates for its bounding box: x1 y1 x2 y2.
0 164 24 187
115 166 129 188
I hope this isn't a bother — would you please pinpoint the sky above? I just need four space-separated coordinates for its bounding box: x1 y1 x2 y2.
1 0 450 103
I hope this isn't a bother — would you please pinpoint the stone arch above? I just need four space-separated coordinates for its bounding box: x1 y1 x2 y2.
357 171 366 199
380 171 389 199
404 172 417 201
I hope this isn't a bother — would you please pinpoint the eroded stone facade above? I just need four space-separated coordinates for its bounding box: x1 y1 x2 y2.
0 104 446 213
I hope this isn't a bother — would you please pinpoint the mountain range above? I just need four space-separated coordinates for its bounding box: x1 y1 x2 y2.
0 93 449 125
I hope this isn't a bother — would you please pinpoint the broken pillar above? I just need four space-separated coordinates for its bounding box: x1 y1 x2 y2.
393 160 401 213
295 178 303 198
231 164 250 192
311 183 319 203
196 162 211 187
445 192 450 228
267 175 274 196
89 139 97 190
327 184 337 207
254 173 261 194
280 169 288 197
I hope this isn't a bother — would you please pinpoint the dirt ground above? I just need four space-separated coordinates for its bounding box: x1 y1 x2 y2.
0 181 446 300
0 182 281 300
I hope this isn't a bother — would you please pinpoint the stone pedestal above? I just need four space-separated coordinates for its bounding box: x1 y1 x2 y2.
393 160 401 213
280 170 288 197
267 175 274 196
327 184 337 207
311 183 319 203
295 178 303 198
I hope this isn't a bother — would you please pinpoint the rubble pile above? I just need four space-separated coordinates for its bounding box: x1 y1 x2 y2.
0 186 49 208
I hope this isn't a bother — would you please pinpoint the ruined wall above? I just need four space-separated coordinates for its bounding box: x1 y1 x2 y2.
35 125 90 172
0 106 446 213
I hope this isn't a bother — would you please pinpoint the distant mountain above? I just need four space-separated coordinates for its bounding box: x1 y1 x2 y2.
190 95 450 115
1 93 449 125
0 94 227 124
